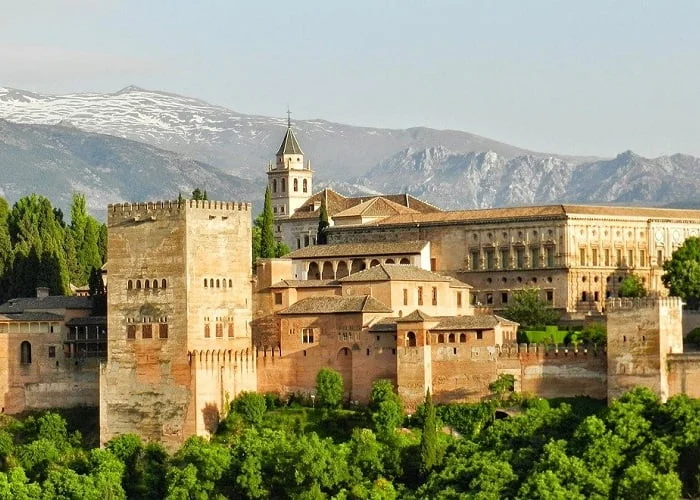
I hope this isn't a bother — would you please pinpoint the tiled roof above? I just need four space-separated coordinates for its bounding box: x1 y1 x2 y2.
338 264 452 283
0 312 64 322
287 241 428 259
289 189 440 221
276 127 304 156
396 310 433 322
333 197 420 218
279 295 393 315
352 204 700 228
431 315 518 330
368 317 399 332
0 296 93 313
65 316 107 326
269 279 341 289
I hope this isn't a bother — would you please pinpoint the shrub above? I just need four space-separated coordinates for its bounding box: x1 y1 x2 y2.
231 392 267 426
315 368 344 409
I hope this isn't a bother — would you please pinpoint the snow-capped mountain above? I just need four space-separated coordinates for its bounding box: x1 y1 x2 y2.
0 86 542 182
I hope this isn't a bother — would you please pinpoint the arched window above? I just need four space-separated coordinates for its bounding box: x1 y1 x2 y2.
204 279 208 288
406 331 417 347
136 280 141 289
281 178 286 192
127 280 133 290
153 280 158 289
204 324 211 338
210 279 214 288
448 333 455 343
400 258 410 265
272 179 277 193
438 334 445 344
162 279 167 289
228 279 232 287
303 179 308 193
222 279 226 289
216 279 220 288
20 341 31 364
145 280 150 289
293 178 298 192
459 333 467 343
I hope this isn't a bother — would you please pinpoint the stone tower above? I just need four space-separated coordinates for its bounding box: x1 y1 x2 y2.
606 297 683 402
100 200 256 450
396 311 435 410
266 113 313 219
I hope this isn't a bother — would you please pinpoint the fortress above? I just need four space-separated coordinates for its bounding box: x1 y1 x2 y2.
3 124 700 448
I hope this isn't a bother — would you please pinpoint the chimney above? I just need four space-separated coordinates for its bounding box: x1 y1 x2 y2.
36 287 50 299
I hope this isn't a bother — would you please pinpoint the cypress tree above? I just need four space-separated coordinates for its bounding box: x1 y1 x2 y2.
317 200 329 245
420 388 438 475
260 187 276 258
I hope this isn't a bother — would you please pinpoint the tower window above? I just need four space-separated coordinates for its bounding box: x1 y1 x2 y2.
293 178 298 192
273 179 277 193
20 341 32 364
303 179 308 192
281 179 286 192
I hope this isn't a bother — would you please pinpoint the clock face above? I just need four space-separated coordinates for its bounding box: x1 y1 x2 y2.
655 229 664 242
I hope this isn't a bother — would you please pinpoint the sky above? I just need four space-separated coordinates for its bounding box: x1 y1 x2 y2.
2 0 699 158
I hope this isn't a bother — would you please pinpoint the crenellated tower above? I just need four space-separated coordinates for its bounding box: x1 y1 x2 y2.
266 111 313 221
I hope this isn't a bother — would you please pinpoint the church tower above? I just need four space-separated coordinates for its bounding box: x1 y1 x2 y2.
266 112 313 219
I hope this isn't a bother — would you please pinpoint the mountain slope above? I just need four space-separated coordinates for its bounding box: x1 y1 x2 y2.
0 86 548 181
0 119 255 215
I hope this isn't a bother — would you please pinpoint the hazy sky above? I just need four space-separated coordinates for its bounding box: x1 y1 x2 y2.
2 0 699 157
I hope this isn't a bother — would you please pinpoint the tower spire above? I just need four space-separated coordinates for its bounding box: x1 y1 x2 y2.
287 108 291 128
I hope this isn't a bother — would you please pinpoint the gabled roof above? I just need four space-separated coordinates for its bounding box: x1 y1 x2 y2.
276 127 304 156
333 197 420 219
0 295 93 313
269 279 341 289
286 241 428 259
431 315 518 330
0 312 64 322
289 188 441 220
338 264 452 283
279 295 393 315
396 310 434 322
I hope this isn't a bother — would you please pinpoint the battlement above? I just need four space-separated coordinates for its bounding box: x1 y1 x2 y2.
497 342 605 359
107 199 251 218
605 296 683 312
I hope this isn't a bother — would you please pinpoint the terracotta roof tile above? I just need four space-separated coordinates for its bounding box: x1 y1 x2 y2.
269 280 341 289
431 315 518 330
0 312 65 322
279 295 393 314
0 296 93 313
338 264 452 283
396 310 434 322
333 197 420 218
287 241 428 259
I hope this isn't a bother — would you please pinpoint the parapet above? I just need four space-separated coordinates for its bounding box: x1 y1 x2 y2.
605 297 683 312
107 199 252 222
497 343 605 359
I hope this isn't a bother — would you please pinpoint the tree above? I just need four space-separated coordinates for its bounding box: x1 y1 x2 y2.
663 237 700 308
502 288 560 330
315 368 344 409
419 389 438 475
619 274 647 298
231 392 267 427
489 374 515 399
370 380 404 438
317 200 330 245
259 187 276 259
579 323 606 346
97 223 107 264
191 188 206 201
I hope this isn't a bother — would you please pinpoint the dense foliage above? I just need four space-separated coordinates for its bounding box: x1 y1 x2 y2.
251 187 290 268
0 193 106 301
502 288 560 330
663 236 700 308
619 274 647 298
3 387 700 498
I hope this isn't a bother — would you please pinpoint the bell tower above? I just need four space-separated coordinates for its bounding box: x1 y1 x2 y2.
266 111 313 219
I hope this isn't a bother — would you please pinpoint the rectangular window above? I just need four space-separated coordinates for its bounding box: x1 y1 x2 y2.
216 323 223 338
531 247 540 268
476 331 483 340
142 324 153 339
470 293 477 305
500 249 509 269
486 293 493 305
628 249 634 267
592 248 598 266
546 247 554 267
274 292 283 305
605 249 610 267
579 248 586 266
296 239 301 249
228 324 234 338
302 328 314 344
418 287 423 306
403 288 408 306
486 249 495 270
127 325 136 340
457 291 462 307
470 250 479 270
640 250 646 267
516 248 525 268
48 346 56 358
430 258 437 271
158 323 168 339
304 235 310 246
546 290 554 303
501 292 508 304
616 249 622 266
204 324 210 338
432 287 438 306
657 249 663 265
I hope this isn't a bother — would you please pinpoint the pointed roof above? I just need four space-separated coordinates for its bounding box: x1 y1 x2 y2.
332 197 420 219
276 126 304 156
338 264 454 283
396 310 434 322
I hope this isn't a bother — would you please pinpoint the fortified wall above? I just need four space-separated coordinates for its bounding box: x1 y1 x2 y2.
101 200 255 450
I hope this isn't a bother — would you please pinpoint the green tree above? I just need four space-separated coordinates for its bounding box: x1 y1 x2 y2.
315 368 344 409
259 187 276 259
97 223 107 264
419 389 439 475
579 323 606 346
0 198 13 301
231 392 267 427
502 288 560 329
191 188 205 201
489 373 515 398
619 274 647 298
370 380 404 438
317 200 329 245
662 236 700 308
70 193 101 284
